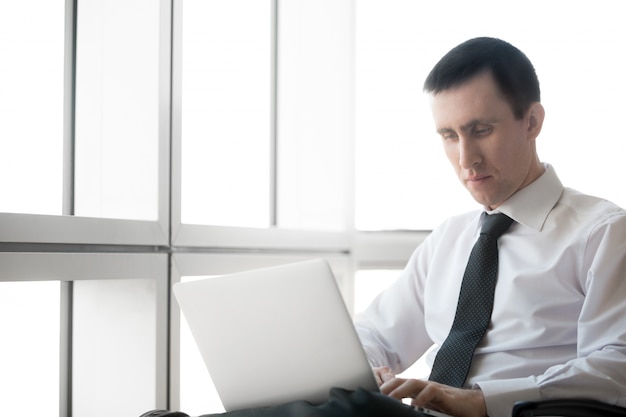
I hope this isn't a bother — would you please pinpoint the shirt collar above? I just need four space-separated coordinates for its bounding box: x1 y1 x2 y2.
488 163 564 231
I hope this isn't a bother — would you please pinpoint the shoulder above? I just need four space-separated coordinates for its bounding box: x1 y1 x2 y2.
556 188 626 229
554 189 626 268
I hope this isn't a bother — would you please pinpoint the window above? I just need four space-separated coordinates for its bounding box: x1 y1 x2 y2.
177 0 355 234
1 1 171 415
0 252 168 417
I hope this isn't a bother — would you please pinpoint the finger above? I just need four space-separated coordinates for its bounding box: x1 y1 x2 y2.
411 383 465 417
412 382 441 407
373 366 395 386
380 368 395 383
379 377 409 396
383 378 429 400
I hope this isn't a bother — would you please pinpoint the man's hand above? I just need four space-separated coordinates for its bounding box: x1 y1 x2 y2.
380 377 487 417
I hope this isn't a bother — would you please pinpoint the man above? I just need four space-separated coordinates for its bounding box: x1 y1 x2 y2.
355 37 626 417
143 37 626 417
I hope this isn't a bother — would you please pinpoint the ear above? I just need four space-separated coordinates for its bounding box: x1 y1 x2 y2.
526 102 545 140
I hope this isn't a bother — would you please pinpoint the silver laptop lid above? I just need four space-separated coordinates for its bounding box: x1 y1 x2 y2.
173 259 378 411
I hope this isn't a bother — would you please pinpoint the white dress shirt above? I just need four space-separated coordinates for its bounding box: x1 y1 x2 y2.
355 164 626 417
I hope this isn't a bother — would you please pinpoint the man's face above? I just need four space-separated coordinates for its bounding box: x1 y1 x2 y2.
430 71 544 210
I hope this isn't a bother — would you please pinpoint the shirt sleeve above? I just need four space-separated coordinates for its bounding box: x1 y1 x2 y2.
477 212 626 417
355 242 435 374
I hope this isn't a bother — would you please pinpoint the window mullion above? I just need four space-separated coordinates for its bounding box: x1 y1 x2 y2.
63 0 78 218
61 0 78 415
270 0 279 227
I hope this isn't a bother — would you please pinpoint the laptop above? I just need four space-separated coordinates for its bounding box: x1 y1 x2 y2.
173 259 379 411
174 258 455 417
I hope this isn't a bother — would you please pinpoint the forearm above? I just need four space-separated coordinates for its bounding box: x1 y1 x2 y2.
476 350 626 417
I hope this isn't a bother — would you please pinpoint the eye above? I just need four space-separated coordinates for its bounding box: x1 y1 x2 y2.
440 131 458 141
473 125 492 137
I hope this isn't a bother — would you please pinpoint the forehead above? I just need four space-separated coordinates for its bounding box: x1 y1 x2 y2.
429 71 513 128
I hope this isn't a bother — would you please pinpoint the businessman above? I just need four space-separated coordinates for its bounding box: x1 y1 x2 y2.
355 37 626 417
143 37 626 417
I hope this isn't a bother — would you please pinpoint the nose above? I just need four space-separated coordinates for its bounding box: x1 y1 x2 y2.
458 136 482 169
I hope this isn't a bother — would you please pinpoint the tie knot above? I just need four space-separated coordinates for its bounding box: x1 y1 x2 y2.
480 212 514 238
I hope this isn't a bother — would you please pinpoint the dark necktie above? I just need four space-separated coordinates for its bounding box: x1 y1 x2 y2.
428 212 514 387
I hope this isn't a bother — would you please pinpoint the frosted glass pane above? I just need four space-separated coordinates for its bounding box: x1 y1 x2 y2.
0 281 60 416
73 279 156 417
356 0 626 230
0 2 64 215
181 0 271 227
74 0 160 220
276 0 353 231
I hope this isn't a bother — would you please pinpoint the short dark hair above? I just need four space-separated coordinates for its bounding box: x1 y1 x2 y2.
423 37 540 119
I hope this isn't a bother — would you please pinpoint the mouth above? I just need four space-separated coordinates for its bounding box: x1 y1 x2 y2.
465 174 491 183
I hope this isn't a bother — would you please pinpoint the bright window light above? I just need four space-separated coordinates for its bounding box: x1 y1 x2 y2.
180 0 272 228
0 2 64 215
73 279 157 416
275 0 354 231
74 0 161 220
0 281 60 415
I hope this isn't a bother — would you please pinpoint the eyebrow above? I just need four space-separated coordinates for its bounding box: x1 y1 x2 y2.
436 118 498 135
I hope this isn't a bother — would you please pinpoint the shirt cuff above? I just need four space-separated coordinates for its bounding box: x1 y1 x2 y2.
474 376 540 417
